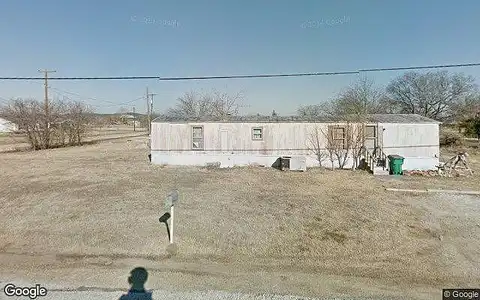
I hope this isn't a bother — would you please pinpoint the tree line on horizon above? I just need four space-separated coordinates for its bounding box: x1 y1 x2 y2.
161 70 480 122
160 70 480 139
1 69 480 150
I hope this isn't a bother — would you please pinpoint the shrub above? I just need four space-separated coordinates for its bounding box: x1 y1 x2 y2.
460 117 480 139
440 129 464 147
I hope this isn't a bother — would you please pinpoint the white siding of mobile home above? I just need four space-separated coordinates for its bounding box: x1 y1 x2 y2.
150 121 440 170
381 123 439 170
151 122 356 168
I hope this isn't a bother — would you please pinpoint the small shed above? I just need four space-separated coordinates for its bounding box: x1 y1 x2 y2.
0 117 18 133
150 114 441 172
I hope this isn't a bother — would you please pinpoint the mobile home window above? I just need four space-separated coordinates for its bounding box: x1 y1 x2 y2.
365 125 376 138
364 125 377 150
328 126 346 149
192 126 204 150
252 127 263 140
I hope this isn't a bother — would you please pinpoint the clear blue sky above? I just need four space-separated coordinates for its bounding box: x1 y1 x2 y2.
1 0 480 115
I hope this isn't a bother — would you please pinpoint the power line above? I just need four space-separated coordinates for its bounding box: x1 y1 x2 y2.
0 96 10 104
0 63 479 81
1 87 145 108
0 79 123 107
359 63 480 72
97 96 146 107
49 88 146 108
49 87 118 105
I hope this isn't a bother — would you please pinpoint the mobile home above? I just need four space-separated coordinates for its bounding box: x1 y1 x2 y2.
150 114 440 173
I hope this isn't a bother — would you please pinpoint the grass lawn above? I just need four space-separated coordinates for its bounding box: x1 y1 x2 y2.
0 125 147 152
0 136 479 299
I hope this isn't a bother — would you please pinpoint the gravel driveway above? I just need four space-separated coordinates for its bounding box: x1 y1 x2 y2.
1 287 411 300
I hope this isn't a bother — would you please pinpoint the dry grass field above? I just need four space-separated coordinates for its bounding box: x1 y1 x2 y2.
0 136 479 299
0 125 146 152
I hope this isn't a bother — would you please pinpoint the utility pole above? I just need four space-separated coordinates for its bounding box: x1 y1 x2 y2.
38 69 56 146
146 88 157 135
146 87 150 134
133 106 136 132
148 93 156 134
149 93 156 119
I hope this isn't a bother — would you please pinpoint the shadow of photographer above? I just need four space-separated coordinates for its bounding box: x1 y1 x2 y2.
119 267 152 300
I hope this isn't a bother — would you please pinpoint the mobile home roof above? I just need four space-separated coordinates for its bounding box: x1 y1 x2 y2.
152 114 440 124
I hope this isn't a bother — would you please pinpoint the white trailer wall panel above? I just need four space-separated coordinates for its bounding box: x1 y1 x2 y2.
151 120 440 171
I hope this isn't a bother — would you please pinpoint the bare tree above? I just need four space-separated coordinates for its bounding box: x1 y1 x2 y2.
332 124 353 169
320 126 336 170
106 115 122 125
46 100 92 147
297 104 326 119
307 125 329 167
166 91 203 119
310 125 347 170
208 90 242 119
66 101 94 145
91 114 106 129
310 122 365 170
1 98 44 149
451 94 480 122
324 125 348 169
166 90 243 120
49 100 69 147
386 71 478 121
117 107 129 114
0 98 94 150
347 123 365 170
303 99 369 170
297 77 391 118
328 77 391 116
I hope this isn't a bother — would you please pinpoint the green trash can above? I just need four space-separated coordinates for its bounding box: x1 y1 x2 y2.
388 155 404 175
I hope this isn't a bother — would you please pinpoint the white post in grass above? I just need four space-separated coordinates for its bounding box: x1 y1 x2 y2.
170 205 174 244
165 190 179 244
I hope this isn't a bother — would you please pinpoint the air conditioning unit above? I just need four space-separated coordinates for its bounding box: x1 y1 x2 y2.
285 156 307 172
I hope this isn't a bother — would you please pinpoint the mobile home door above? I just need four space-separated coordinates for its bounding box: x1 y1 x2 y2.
220 130 228 151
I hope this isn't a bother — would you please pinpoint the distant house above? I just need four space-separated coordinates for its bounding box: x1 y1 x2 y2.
119 114 140 126
149 114 441 173
120 114 135 120
0 117 18 133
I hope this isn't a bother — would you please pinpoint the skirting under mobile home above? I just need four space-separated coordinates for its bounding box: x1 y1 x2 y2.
150 114 440 172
